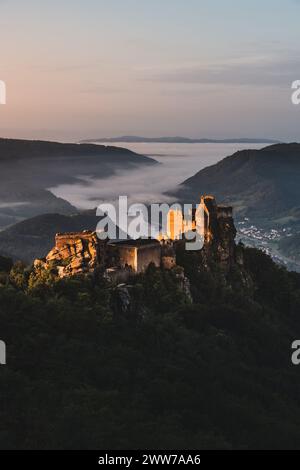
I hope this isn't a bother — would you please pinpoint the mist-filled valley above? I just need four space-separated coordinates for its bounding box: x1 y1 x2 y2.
1 139 300 271
50 142 265 209
0 139 156 230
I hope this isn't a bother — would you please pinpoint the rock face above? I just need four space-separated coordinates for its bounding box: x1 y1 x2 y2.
111 285 132 315
175 267 193 302
34 231 104 277
197 196 237 272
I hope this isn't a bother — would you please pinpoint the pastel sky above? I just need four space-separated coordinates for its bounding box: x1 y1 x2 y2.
0 0 300 141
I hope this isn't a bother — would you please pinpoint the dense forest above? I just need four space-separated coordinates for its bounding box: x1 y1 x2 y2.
0 247 300 449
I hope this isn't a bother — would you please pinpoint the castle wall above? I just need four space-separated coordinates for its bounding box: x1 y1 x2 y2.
137 244 161 273
117 246 137 271
109 240 161 273
55 231 96 249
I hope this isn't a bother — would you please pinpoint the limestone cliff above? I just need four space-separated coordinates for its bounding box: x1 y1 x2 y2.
34 231 104 278
197 196 237 272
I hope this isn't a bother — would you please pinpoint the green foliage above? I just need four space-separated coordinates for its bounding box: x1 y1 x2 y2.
9 261 30 291
0 255 13 273
1 250 300 449
133 264 188 314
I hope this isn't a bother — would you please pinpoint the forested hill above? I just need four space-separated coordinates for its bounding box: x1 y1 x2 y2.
0 246 300 449
0 138 157 229
173 143 300 226
0 138 155 163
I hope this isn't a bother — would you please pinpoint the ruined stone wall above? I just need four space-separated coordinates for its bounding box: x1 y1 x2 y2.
116 246 137 271
55 231 97 250
137 244 161 273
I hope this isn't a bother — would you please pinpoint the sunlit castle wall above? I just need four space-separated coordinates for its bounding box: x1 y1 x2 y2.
167 209 184 240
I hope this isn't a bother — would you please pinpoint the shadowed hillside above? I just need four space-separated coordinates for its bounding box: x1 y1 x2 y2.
0 138 157 229
0 212 101 263
1 245 300 449
279 233 300 262
173 143 300 227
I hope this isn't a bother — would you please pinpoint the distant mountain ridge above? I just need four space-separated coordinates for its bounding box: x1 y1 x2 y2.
81 135 280 144
0 137 156 162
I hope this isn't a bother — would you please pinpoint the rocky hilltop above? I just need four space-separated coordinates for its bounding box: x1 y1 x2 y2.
36 231 101 278
34 196 242 286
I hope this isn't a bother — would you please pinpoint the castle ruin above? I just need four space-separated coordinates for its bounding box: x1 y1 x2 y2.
34 195 238 279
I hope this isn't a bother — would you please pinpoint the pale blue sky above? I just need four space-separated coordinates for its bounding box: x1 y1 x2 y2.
0 0 299 140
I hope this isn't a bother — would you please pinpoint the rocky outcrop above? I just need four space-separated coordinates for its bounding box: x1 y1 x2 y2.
111 284 132 315
200 196 238 271
34 231 104 277
175 267 193 302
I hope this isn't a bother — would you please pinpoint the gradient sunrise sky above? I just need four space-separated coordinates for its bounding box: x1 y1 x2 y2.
0 0 299 141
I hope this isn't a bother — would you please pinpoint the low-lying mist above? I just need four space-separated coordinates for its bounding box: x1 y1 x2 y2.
50 142 265 209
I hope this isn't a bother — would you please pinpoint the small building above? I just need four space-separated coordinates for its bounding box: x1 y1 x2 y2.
108 239 161 273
